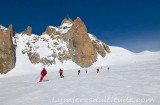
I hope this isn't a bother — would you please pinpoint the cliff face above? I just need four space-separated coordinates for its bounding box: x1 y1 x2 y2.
66 17 97 67
0 25 16 74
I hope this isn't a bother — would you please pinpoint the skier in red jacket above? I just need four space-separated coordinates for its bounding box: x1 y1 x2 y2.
59 68 64 78
39 68 47 82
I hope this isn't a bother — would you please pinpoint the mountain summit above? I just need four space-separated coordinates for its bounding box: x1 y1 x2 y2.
0 24 16 74
0 17 110 74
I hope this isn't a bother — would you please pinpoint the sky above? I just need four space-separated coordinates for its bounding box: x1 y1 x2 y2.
0 0 160 52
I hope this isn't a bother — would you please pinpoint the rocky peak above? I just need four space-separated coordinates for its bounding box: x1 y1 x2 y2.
43 26 56 36
61 16 73 25
59 17 73 33
8 24 13 31
8 24 15 37
43 16 73 36
92 40 106 57
0 24 16 74
103 43 111 53
66 17 97 67
73 17 87 32
22 26 32 35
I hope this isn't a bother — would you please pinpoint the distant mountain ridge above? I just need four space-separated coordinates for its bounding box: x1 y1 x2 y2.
0 17 110 74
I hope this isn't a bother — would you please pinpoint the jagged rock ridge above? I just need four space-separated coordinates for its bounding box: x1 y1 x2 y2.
0 17 110 73
0 24 16 74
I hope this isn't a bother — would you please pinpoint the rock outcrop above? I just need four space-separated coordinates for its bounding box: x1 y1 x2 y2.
22 26 32 35
0 25 16 74
43 17 73 36
43 26 57 36
57 52 71 63
92 40 106 57
103 43 111 53
27 52 40 64
61 16 73 25
8 24 15 37
66 17 97 67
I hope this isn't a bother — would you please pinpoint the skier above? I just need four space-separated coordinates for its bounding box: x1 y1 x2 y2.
101 66 102 69
39 68 47 82
78 70 80 75
108 67 110 71
97 68 99 73
86 69 87 73
59 68 64 78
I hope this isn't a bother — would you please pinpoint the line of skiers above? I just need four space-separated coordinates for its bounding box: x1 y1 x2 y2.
39 66 110 82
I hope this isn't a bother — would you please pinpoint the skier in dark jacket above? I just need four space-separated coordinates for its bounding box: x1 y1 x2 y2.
97 68 99 73
78 70 80 75
39 68 47 82
59 68 64 78
86 69 87 73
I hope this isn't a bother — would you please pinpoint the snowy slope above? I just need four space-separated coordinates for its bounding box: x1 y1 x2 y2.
105 46 136 65
0 53 160 105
